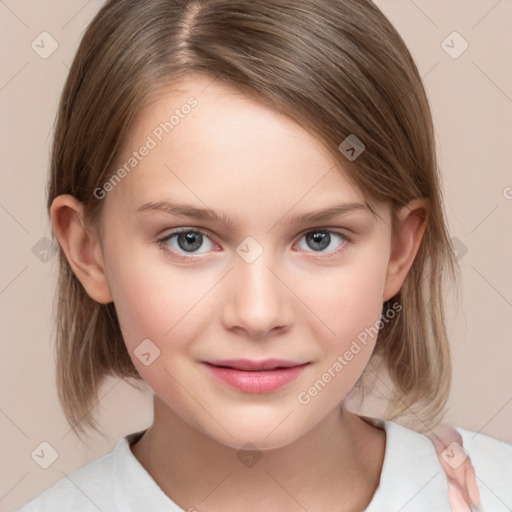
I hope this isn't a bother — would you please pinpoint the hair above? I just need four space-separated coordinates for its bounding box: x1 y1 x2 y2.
48 0 458 437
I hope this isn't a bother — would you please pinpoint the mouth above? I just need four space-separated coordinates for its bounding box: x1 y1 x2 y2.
201 359 310 393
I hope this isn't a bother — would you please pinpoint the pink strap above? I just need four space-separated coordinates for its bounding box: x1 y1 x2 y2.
426 425 481 511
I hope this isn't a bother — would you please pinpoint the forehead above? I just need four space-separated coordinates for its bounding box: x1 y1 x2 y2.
102 76 369 224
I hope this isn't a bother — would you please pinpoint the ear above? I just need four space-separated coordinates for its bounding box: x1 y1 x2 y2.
383 199 428 302
50 194 113 304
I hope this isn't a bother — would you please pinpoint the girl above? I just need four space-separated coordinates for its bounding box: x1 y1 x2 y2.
18 0 511 511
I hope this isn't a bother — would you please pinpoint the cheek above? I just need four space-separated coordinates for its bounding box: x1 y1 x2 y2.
314 255 388 345
106 263 210 397
104 242 218 363
293 267 389 416
301 251 389 383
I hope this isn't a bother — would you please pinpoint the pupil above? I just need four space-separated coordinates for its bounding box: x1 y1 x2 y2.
178 232 203 252
308 231 329 251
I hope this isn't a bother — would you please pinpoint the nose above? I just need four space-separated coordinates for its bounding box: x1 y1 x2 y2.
220 252 293 339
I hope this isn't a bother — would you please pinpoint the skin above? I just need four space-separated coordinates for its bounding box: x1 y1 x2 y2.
51 75 427 511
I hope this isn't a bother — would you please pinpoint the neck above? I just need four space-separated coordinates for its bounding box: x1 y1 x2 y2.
131 396 385 512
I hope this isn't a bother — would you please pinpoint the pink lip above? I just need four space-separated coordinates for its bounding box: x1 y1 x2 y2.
202 359 309 393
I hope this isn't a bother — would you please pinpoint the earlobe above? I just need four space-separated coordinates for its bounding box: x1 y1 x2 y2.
50 194 113 304
383 199 428 302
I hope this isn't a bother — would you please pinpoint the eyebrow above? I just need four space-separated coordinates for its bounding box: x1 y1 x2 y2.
136 200 371 227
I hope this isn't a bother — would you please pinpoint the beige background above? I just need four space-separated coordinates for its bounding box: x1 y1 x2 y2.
1 1 511 510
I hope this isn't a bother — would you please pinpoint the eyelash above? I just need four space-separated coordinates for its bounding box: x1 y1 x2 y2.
157 227 351 262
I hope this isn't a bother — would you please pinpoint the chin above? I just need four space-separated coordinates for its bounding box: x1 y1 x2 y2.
210 427 303 452
196 409 314 452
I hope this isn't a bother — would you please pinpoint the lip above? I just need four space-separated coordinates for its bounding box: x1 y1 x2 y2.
202 359 310 393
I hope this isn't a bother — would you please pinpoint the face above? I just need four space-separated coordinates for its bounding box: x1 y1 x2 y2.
98 76 396 450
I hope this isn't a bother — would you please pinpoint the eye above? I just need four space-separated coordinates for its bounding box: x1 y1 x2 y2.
294 229 350 259
157 228 216 261
157 227 351 262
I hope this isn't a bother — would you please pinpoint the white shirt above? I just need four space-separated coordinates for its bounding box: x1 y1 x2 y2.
17 420 512 511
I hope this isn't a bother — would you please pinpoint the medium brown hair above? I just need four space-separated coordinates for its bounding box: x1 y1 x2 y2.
48 0 457 437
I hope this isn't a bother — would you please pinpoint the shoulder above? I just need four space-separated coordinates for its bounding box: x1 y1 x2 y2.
365 420 452 511
364 419 512 511
455 425 512 508
16 441 119 512
16 430 180 512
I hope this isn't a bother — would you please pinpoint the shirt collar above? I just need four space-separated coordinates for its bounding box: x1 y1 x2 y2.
112 420 450 511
